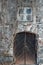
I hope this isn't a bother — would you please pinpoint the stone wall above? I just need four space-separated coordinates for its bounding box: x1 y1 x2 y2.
36 0 43 64
0 0 43 65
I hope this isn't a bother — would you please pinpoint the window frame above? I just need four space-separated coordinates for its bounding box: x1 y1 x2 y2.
17 7 32 22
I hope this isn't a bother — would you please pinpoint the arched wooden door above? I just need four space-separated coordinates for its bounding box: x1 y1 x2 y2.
14 32 38 65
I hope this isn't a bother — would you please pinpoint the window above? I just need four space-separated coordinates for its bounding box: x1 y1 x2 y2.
19 9 24 14
26 15 31 21
17 7 32 22
26 9 31 14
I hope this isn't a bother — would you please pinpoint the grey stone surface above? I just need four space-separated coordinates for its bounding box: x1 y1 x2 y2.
0 0 43 64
